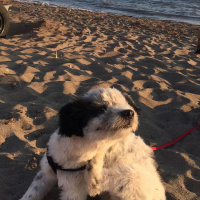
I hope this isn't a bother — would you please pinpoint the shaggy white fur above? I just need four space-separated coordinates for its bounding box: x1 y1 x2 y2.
86 133 166 200
20 87 165 200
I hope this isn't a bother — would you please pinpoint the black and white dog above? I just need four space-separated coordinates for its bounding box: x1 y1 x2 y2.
20 87 165 200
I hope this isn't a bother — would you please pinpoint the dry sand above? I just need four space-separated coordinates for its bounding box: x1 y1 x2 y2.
0 1 200 200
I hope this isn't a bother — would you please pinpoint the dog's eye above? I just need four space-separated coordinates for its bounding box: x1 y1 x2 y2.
101 105 107 111
104 101 109 106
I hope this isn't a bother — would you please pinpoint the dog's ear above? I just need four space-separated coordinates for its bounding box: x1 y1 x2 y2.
59 98 105 137
59 100 85 137
123 93 140 115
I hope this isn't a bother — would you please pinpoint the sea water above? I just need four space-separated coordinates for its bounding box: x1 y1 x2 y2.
17 0 200 25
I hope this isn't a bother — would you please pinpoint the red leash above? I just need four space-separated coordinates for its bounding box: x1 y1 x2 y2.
152 126 200 151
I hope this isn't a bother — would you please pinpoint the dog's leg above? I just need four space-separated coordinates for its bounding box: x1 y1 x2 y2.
60 188 88 200
20 153 57 200
101 165 166 200
85 152 105 197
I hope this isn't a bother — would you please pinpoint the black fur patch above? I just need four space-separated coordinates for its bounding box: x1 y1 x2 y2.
86 160 93 171
34 173 43 181
59 98 107 137
118 185 124 192
33 186 38 191
122 93 140 115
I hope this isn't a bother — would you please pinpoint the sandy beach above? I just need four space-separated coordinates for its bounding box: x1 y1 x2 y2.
0 1 200 199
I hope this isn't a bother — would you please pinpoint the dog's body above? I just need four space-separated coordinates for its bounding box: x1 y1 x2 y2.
87 133 165 200
20 88 165 200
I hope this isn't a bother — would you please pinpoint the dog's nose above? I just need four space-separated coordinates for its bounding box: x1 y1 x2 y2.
121 110 134 118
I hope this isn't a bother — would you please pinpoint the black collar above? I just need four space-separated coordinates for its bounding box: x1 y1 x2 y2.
46 149 87 174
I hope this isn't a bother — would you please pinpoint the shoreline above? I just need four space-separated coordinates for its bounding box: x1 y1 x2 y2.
1 1 200 200
15 0 200 26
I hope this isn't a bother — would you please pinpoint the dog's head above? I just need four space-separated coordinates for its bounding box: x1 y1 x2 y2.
59 88 139 140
